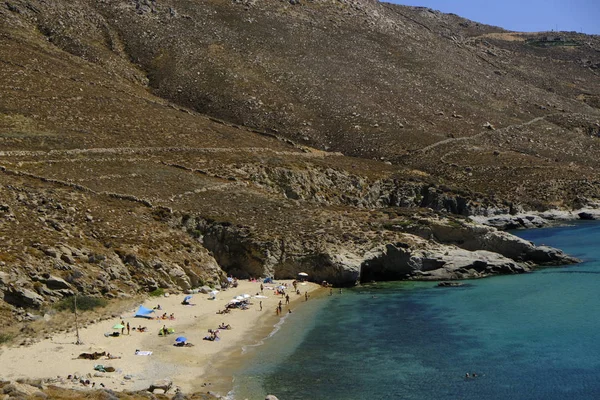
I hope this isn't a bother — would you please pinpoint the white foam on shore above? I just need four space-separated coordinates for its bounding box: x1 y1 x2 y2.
241 312 290 355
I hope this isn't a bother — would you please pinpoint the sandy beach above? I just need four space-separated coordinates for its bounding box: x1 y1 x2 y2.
0 279 322 396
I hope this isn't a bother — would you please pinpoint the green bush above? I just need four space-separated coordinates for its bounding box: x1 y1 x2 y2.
149 288 165 297
55 296 108 312
0 332 12 344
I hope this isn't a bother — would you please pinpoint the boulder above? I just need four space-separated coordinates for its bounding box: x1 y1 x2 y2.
578 212 596 220
42 247 59 258
168 265 191 290
4 286 44 308
42 275 71 290
198 286 212 294
61 254 76 264
265 396 280 400
148 379 172 394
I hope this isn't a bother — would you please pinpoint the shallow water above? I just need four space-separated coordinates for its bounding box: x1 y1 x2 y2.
231 222 600 400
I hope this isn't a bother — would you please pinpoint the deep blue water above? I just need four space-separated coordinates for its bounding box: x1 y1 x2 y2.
232 222 600 400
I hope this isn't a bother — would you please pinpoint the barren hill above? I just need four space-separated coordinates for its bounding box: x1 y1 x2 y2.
0 0 598 330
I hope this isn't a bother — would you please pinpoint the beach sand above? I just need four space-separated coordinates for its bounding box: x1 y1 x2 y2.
0 280 322 396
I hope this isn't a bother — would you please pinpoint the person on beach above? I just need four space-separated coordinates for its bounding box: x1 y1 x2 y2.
285 294 290 304
259 301 262 311
330 288 333 296
305 291 308 301
126 322 130 335
121 320 125 335
260 283 264 293
276 306 280 316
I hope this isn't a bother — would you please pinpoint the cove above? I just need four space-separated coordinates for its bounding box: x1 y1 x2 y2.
230 221 600 400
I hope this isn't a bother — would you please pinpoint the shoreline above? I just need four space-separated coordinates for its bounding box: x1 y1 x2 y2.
0 279 322 397
468 207 600 230
200 284 328 397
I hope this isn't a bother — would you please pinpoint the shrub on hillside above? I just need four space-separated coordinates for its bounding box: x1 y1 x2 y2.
55 296 108 312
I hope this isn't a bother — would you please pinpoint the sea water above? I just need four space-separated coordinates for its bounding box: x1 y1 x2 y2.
231 221 600 400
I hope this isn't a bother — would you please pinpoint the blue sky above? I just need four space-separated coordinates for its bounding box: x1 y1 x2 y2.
390 0 600 35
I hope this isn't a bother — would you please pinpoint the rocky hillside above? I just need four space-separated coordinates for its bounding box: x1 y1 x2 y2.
0 0 598 330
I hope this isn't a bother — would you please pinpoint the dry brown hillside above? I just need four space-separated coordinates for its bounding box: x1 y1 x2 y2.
0 0 598 332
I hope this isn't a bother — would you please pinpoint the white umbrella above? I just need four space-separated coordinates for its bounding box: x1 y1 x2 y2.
298 272 309 277
242 294 251 299
229 299 241 304
235 296 245 301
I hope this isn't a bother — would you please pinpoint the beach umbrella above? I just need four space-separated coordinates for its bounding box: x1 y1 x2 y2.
175 336 187 343
184 295 193 302
298 272 309 277
235 295 244 301
229 299 240 304
278 285 286 290
112 324 125 330
242 294 251 299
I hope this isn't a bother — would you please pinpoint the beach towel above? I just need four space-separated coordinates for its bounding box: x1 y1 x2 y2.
135 350 153 356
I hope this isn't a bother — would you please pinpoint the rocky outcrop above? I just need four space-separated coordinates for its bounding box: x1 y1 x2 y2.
4 286 45 309
360 238 528 282
175 212 576 286
408 219 579 266
469 207 600 230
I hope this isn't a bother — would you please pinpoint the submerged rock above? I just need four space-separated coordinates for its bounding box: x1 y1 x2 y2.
437 281 464 287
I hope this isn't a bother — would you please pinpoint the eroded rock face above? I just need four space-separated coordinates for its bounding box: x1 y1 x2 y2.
4 286 45 309
41 275 72 290
180 213 577 286
408 219 579 266
360 239 528 282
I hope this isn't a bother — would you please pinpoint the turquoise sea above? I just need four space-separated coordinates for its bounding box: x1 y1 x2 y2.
230 221 600 400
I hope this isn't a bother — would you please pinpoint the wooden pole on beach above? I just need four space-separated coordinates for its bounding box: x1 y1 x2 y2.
74 295 83 345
